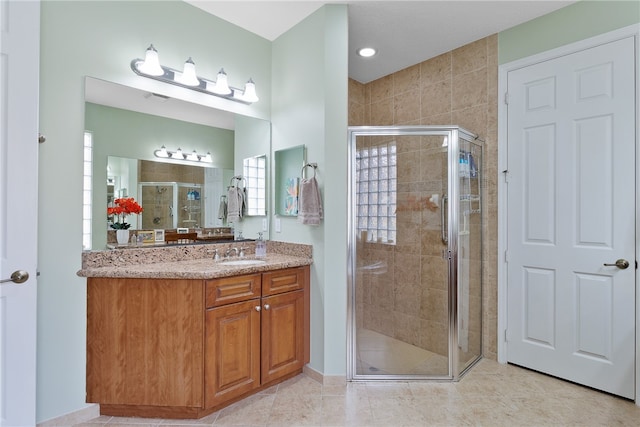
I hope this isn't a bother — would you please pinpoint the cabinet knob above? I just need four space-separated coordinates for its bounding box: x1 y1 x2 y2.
255 306 261 312
263 304 270 310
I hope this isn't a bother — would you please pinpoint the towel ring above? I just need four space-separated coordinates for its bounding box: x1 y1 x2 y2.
229 175 246 187
301 162 317 179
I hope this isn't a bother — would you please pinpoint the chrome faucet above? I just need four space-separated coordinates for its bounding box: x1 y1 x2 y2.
212 249 220 261
239 246 246 258
226 247 238 258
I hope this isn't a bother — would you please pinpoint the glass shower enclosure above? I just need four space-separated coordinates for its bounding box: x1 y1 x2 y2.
347 126 483 381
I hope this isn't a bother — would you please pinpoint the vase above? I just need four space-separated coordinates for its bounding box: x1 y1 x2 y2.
116 229 130 245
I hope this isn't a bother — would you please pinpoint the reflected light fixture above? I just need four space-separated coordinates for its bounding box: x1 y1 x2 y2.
132 44 259 104
154 146 213 163
171 148 184 160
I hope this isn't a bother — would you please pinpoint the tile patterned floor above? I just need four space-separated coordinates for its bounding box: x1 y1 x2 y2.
75 359 640 426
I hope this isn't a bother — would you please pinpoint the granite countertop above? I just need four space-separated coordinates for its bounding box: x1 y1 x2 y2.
78 241 313 280
78 254 312 280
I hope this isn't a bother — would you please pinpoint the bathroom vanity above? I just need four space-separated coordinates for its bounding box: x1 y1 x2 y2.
78 242 311 419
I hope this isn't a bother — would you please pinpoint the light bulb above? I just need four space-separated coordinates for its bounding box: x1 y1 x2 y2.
137 44 164 76
187 151 199 161
172 148 184 159
175 57 200 86
154 145 169 158
357 47 377 57
238 78 258 103
202 152 213 163
207 68 232 95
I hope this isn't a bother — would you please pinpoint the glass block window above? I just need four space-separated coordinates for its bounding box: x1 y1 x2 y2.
82 131 93 250
243 155 266 216
356 141 396 244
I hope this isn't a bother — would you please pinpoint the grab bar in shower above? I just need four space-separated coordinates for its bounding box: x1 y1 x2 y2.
441 194 448 244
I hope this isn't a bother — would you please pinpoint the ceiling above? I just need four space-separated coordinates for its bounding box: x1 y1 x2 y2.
185 0 577 83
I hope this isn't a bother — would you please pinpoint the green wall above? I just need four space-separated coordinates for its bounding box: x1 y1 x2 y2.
38 1 270 422
271 5 349 375
499 0 640 63
85 103 235 249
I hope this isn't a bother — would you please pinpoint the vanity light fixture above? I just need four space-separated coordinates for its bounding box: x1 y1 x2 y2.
137 44 164 76
175 57 200 86
154 146 213 163
131 44 259 104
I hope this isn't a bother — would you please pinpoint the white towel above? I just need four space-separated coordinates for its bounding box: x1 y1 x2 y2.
297 177 323 225
226 187 244 223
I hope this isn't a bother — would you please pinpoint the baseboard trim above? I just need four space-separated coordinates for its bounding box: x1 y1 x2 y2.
303 365 346 386
37 404 100 427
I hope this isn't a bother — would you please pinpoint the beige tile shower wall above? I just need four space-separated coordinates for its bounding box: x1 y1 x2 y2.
349 36 498 360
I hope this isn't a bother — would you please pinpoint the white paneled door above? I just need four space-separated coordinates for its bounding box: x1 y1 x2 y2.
0 0 40 425
506 36 636 399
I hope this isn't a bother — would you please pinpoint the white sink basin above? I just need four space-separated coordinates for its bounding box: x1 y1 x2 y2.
220 259 267 266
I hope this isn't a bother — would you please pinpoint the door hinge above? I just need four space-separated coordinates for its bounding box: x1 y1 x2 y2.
504 250 509 263
502 169 509 183
504 92 509 105
504 329 508 342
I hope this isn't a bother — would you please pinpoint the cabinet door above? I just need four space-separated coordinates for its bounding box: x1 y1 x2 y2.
205 299 261 408
261 290 305 384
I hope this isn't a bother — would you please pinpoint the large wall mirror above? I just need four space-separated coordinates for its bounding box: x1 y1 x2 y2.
85 77 271 250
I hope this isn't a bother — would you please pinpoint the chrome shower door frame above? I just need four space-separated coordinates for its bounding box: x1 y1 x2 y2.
346 125 482 382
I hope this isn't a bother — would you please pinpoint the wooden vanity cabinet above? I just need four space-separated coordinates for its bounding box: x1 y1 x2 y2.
86 265 310 419
86 278 205 414
204 266 309 408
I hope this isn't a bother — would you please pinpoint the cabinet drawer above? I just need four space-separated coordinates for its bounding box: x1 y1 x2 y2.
206 274 261 308
262 266 307 297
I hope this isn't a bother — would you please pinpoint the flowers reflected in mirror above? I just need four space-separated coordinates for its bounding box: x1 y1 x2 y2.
108 197 143 229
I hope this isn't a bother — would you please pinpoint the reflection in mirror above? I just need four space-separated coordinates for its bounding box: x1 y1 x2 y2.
243 155 267 216
274 145 306 216
84 77 271 250
108 156 234 230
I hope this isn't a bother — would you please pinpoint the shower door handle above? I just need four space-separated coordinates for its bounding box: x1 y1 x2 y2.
441 195 448 244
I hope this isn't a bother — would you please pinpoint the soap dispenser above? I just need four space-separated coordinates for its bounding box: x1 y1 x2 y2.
255 232 266 258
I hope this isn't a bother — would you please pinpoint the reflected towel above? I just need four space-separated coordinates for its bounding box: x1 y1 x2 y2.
242 187 247 216
227 187 244 223
217 198 227 221
297 177 323 225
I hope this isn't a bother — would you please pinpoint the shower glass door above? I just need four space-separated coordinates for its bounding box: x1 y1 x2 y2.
347 126 482 381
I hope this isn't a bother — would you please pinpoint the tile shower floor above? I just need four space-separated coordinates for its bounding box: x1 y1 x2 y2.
356 329 449 375
76 357 640 426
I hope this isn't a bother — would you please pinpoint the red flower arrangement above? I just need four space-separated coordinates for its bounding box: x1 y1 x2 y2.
107 197 143 229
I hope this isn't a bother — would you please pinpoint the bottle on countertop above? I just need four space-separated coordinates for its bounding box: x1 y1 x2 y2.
255 232 266 258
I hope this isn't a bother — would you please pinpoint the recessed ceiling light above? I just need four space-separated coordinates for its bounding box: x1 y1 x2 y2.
357 47 377 58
